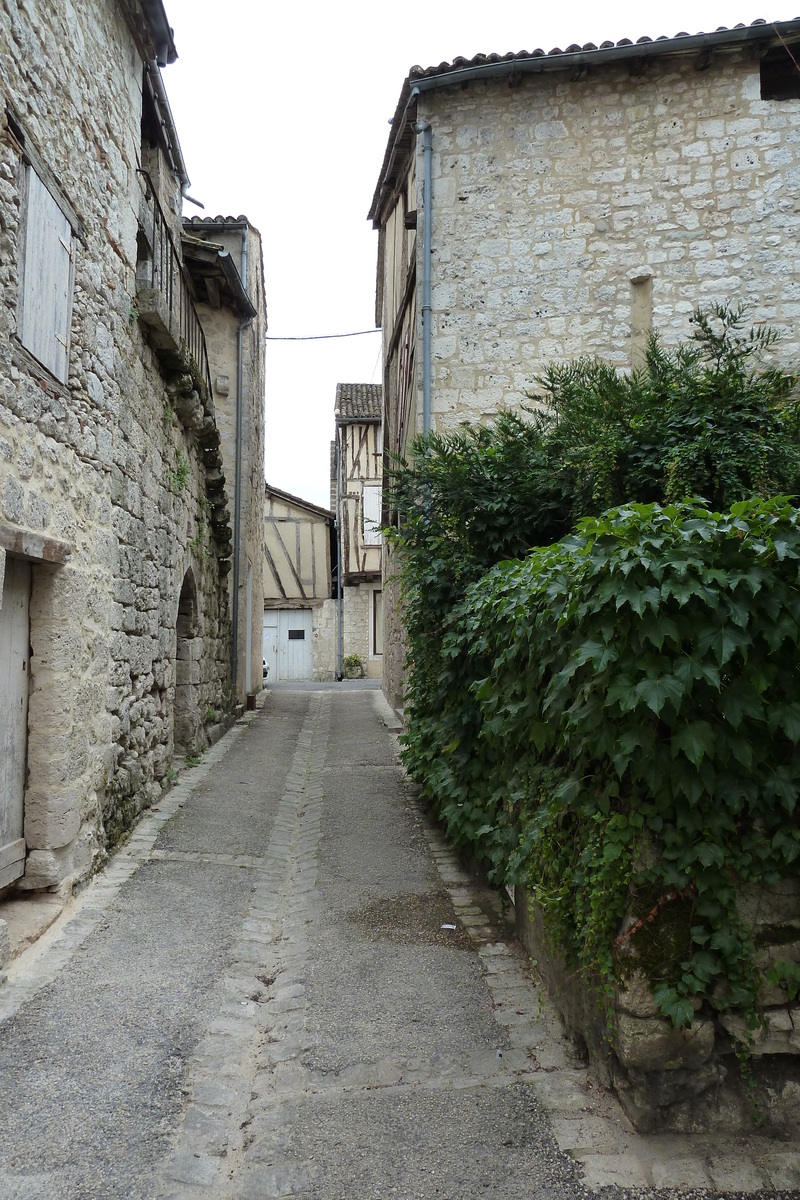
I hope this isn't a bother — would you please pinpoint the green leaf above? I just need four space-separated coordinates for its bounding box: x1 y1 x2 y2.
653 984 695 1028
671 720 715 768
635 674 685 717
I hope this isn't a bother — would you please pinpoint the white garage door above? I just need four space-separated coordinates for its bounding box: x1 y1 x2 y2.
278 610 313 681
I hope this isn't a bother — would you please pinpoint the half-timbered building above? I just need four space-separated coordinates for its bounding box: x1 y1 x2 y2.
332 384 383 680
263 485 336 682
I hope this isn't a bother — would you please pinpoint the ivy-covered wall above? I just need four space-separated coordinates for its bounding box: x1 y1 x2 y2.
388 313 800 1130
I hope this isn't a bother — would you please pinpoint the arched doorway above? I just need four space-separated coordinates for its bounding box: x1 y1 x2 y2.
174 569 202 757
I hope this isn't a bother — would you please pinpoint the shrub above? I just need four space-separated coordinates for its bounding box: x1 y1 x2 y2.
387 306 800 1026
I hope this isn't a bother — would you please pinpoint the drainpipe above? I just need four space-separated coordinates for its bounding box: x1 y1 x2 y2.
232 225 252 700
412 110 432 434
335 424 343 681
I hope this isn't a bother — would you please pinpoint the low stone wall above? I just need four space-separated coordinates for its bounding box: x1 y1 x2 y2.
516 882 800 1134
313 599 337 682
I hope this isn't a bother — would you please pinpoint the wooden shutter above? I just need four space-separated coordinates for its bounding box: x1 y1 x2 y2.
362 484 382 546
21 168 73 383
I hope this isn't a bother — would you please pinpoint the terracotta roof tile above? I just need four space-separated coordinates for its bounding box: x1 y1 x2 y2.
335 383 382 422
371 18 800 224
405 18 795 80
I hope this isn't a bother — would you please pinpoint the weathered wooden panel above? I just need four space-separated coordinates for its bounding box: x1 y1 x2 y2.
343 423 382 578
0 556 30 886
362 483 382 546
21 168 73 383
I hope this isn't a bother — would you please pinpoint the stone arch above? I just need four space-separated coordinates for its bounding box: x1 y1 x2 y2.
174 568 202 757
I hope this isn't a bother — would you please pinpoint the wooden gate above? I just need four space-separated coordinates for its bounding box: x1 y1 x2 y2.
0 557 30 889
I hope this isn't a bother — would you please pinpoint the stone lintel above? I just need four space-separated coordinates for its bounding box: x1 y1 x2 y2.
0 523 72 566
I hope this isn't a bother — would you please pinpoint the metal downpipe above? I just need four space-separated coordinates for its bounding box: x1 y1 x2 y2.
413 115 432 434
232 225 251 700
336 426 343 681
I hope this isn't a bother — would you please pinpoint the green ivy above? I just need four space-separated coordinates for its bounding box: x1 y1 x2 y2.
415 498 800 1032
387 306 800 1039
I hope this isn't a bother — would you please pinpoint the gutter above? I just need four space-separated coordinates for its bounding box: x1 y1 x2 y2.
370 19 800 223
408 20 800 94
145 61 190 191
232 225 254 700
411 107 432 435
139 0 177 66
335 426 343 681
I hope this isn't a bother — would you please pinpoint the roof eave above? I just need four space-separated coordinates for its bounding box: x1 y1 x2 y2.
139 0 177 67
369 19 800 226
410 20 800 93
265 482 335 521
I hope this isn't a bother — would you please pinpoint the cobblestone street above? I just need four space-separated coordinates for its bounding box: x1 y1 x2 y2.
0 687 799 1199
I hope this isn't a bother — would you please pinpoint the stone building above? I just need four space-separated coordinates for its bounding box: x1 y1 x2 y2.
370 18 800 708
0 0 265 900
183 217 267 705
332 383 383 681
262 484 336 683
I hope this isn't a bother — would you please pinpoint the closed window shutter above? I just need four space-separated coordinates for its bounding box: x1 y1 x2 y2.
21 168 73 383
362 484 382 545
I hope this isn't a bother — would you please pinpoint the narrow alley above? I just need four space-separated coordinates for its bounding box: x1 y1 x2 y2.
0 688 797 1199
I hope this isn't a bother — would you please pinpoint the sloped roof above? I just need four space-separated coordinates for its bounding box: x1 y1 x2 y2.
406 18 799 83
370 17 800 224
335 383 382 423
140 0 177 66
184 215 256 229
265 482 333 522
181 228 256 318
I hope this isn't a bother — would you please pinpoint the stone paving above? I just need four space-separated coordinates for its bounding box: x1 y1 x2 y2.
0 687 799 1198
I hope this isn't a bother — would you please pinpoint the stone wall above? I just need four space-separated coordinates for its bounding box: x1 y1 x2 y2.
190 221 267 704
380 547 405 711
377 39 800 720
342 582 380 679
416 48 800 432
0 0 235 892
313 598 337 682
516 882 800 1134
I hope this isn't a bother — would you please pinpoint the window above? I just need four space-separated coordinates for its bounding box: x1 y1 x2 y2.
19 166 74 383
362 484 383 546
288 629 305 641
372 589 383 657
760 45 800 100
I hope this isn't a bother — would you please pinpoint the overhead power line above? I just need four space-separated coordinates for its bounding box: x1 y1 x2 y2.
266 329 381 342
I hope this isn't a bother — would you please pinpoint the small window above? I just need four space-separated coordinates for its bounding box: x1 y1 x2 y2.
287 629 305 641
19 166 74 383
760 45 800 100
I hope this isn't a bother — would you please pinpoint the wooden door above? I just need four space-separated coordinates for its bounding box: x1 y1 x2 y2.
0 557 30 888
279 610 312 681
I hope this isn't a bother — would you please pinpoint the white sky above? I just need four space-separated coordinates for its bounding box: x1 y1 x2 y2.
162 1 788 509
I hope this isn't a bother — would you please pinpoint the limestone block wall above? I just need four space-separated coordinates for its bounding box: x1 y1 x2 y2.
313 598 337 682
342 583 380 679
517 882 800 1134
0 0 234 891
192 222 267 703
413 48 800 433
378 44 800 710
381 548 405 711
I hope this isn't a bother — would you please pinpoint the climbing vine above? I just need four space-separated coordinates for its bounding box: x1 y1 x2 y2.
387 306 800 1032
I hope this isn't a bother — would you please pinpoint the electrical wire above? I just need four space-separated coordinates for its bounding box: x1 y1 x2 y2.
266 329 381 341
